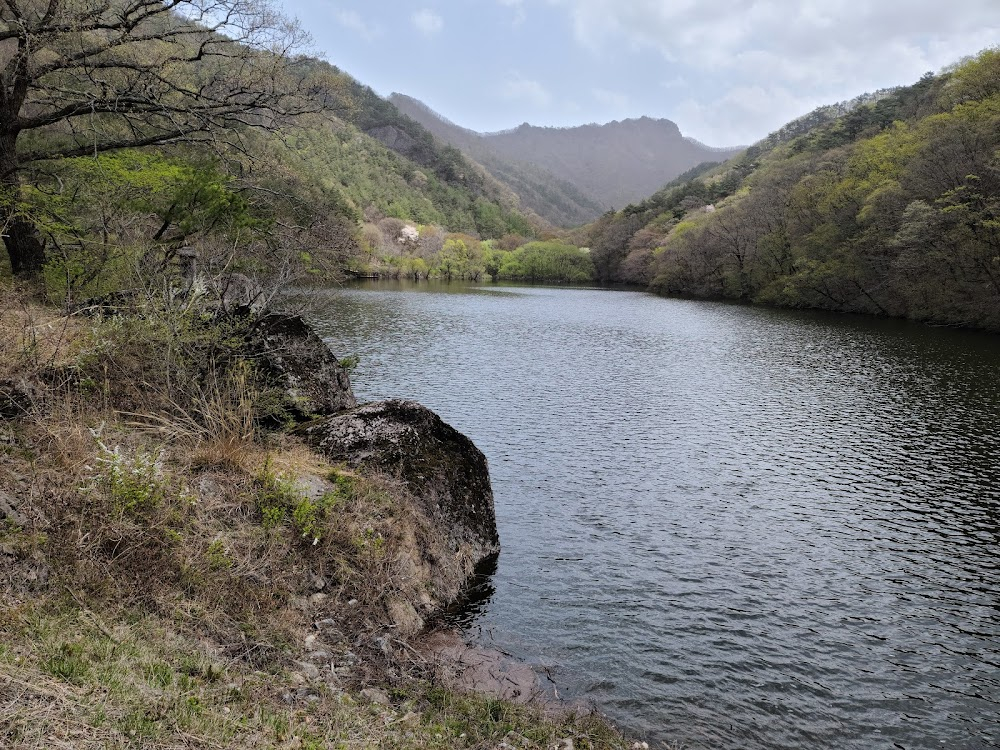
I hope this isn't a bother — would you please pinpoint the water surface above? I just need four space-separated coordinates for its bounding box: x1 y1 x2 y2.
309 281 1000 750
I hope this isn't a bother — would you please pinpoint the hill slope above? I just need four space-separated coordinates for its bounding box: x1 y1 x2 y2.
1 52 540 292
388 94 604 227
389 93 742 224
300 62 537 237
584 49 1000 331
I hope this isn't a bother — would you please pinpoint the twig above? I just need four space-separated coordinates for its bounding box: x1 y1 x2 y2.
61 586 120 644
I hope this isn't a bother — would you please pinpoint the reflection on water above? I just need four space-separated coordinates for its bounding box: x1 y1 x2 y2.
308 281 1000 750
437 553 499 630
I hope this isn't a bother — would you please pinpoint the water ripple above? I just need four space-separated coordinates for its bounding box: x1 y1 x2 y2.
310 283 1000 750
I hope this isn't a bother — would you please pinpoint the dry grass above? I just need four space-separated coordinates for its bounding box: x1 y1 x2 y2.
0 597 634 750
0 288 640 750
0 282 83 380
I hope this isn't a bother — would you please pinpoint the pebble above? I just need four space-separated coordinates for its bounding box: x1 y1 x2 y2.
360 687 390 705
295 662 320 680
314 619 346 641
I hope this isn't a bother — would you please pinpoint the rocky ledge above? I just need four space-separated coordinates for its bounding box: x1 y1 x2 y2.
256 314 499 630
1 308 500 634
245 313 357 421
297 398 500 631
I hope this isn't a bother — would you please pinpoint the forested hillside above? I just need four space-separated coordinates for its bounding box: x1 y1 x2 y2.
586 50 1000 331
389 94 605 227
0 2 533 296
389 93 741 225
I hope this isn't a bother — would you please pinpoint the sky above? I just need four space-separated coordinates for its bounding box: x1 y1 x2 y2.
278 0 1000 147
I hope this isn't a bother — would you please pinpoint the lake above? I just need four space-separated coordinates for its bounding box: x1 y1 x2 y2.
308 281 1000 750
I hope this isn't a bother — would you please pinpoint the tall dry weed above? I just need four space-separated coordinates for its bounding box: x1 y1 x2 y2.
0 282 81 380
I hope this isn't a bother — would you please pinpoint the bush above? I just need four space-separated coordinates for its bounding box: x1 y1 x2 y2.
496 241 595 283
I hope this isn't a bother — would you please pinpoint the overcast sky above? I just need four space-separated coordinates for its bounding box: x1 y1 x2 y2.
279 0 1000 147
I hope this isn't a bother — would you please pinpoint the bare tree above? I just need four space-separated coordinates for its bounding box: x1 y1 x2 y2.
0 0 313 276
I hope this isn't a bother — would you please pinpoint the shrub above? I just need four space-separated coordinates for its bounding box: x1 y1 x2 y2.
92 441 168 516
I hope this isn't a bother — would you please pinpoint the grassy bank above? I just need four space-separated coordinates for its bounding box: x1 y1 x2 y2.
0 598 628 749
0 282 635 750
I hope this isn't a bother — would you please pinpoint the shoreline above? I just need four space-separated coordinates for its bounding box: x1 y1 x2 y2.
0 285 641 749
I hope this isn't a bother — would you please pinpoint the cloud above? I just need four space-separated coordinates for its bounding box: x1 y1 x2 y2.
672 85 824 146
592 88 629 110
660 75 688 90
500 75 552 107
549 0 1000 83
540 0 1000 142
412 9 444 35
497 0 527 25
333 9 380 42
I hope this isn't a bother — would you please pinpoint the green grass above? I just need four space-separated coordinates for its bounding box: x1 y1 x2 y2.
0 599 634 750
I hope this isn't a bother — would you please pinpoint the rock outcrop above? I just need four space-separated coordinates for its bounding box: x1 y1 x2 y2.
297 399 500 628
246 314 357 421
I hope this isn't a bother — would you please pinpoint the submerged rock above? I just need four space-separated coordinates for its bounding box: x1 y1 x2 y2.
298 399 500 627
246 314 357 421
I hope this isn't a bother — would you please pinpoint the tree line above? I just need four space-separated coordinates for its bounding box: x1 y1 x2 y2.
0 0 534 299
584 49 1000 331
350 219 594 284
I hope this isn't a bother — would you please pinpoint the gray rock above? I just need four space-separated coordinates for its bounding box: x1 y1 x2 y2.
366 125 420 159
0 490 26 527
360 687 390 706
211 273 263 316
297 400 500 631
0 379 33 419
295 661 320 680
314 619 345 642
298 399 499 557
245 314 357 422
294 687 320 701
197 477 223 502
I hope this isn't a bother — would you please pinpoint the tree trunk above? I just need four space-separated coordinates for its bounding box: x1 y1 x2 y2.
4 214 45 277
0 128 45 277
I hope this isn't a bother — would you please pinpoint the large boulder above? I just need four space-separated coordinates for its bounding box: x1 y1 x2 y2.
246 314 357 421
297 399 500 621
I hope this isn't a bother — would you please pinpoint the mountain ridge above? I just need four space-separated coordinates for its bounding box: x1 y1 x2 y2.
388 93 743 225
582 49 1000 331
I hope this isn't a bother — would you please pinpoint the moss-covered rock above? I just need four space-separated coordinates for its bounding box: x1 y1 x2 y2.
246 314 357 421
297 399 500 619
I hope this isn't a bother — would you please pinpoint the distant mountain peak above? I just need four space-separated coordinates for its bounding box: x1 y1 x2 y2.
389 92 743 225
